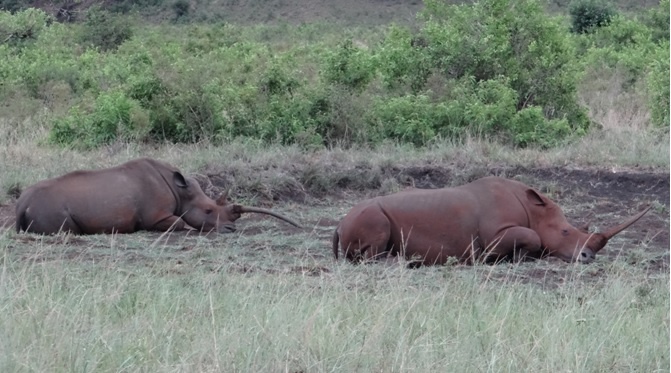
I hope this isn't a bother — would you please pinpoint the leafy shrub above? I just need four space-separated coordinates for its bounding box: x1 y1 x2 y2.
107 0 164 14
569 0 616 34
507 107 573 148
0 8 51 46
376 26 431 94
368 74 579 148
321 39 375 91
127 75 164 106
418 0 590 146
50 91 149 148
308 85 371 146
2 3 625 149
172 0 190 20
579 17 654 85
79 7 133 51
260 60 299 97
642 0 669 43
0 0 27 13
646 41 670 128
368 94 445 146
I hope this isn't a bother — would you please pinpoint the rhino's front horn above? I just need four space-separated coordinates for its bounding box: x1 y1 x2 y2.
592 206 651 252
237 206 302 228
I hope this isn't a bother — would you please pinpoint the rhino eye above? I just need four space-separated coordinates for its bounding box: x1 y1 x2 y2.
205 209 213 215
561 229 569 236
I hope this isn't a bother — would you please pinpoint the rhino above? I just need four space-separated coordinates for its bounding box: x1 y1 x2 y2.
332 176 650 265
15 157 300 235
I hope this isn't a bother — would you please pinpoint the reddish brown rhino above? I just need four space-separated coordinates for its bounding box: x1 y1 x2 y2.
332 176 650 265
15 158 300 235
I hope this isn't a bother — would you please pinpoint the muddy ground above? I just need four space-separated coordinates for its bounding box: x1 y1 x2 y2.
1 165 668 286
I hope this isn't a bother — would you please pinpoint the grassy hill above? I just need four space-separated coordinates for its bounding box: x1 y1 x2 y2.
3 0 661 25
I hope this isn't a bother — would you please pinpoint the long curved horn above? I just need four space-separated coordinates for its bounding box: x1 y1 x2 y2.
237 206 302 228
600 206 652 240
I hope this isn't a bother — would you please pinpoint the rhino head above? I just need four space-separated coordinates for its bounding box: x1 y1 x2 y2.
525 189 650 264
172 172 300 233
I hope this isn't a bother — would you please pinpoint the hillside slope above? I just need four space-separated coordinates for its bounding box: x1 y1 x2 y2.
15 0 659 25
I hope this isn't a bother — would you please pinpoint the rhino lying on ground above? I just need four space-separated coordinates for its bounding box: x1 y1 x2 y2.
16 157 300 235
332 176 650 265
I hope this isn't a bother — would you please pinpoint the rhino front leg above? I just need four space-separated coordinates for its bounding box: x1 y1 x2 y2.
150 215 188 232
484 227 543 262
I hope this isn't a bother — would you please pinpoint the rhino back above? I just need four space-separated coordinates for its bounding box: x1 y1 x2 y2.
17 159 179 234
375 188 483 257
461 177 534 238
378 181 531 248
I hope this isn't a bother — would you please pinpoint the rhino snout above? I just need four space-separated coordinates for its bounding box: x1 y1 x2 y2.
217 223 237 233
576 248 595 264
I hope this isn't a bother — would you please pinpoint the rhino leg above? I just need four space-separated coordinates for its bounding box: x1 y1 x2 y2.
340 206 392 263
484 227 542 262
150 215 188 232
24 210 82 235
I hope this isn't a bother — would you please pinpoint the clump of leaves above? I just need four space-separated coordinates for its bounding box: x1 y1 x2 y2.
569 0 616 34
79 7 133 51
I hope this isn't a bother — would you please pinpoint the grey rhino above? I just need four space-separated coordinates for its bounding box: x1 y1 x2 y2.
16 157 300 234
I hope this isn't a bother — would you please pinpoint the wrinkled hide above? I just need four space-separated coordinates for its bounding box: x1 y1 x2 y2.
333 176 649 265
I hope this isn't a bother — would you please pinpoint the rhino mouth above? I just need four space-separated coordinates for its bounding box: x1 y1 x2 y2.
217 223 237 233
577 249 596 263
554 247 596 264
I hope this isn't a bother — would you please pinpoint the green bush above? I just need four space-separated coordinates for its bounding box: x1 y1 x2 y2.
569 0 616 34
321 39 376 91
508 107 573 148
0 0 26 13
642 0 669 43
0 8 51 46
376 26 431 94
418 0 589 146
172 0 190 20
579 17 654 86
646 41 670 128
576 6 667 130
79 7 133 51
50 91 149 148
308 85 372 147
369 94 446 146
108 0 164 14
1 2 631 149
367 76 576 148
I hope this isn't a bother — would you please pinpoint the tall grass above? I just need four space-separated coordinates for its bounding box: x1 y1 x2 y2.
1 126 668 203
0 4 667 372
0 231 667 372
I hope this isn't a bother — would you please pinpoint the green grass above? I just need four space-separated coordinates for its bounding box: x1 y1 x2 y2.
1 127 668 203
0 3 667 371
0 147 667 371
0 228 668 372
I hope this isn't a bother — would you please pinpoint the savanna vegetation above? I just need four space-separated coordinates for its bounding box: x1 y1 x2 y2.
0 0 668 371
0 0 668 150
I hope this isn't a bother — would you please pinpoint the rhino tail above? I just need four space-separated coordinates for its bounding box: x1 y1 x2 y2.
16 209 26 233
332 228 340 260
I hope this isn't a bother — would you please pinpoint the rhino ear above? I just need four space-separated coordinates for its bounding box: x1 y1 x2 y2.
578 223 590 233
215 192 228 206
173 172 188 188
525 189 547 206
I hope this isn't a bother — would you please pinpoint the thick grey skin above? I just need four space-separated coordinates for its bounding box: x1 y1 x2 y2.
15 158 299 235
333 176 650 265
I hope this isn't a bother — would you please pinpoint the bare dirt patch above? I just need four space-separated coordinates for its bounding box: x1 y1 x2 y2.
2 165 668 286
